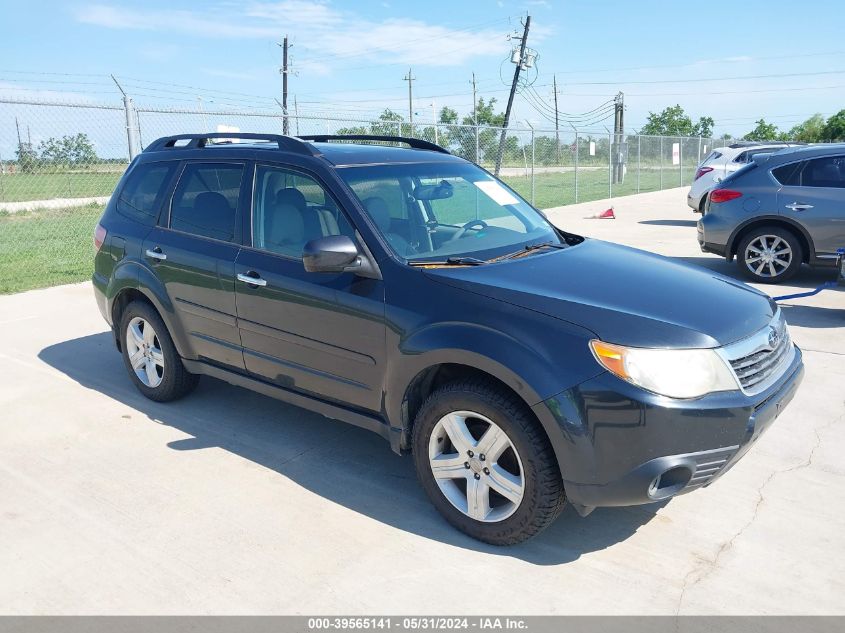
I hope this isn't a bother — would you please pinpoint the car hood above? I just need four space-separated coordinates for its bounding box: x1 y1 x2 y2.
424 239 776 349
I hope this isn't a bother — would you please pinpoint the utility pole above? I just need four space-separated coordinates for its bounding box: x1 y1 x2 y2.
471 72 479 163
15 117 22 148
280 35 290 135
431 100 438 144
494 14 531 176
553 74 560 162
403 68 415 132
612 91 625 184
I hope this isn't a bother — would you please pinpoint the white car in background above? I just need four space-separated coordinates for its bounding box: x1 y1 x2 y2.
687 142 798 213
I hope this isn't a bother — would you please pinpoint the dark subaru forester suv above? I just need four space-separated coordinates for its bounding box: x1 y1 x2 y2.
93 133 803 545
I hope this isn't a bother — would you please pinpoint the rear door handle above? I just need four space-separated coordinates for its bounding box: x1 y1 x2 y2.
785 202 813 211
145 247 167 261
237 272 267 287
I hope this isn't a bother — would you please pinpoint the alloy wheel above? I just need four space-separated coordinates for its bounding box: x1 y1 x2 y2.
125 316 165 388
744 234 792 278
428 410 525 522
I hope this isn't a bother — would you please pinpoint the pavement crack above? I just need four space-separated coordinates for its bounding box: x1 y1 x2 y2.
675 409 844 615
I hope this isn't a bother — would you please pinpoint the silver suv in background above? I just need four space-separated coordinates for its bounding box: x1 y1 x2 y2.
698 144 845 283
688 142 799 213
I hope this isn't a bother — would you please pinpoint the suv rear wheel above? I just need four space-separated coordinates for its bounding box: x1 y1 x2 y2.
736 226 802 284
412 379 565 545
119 301 199 402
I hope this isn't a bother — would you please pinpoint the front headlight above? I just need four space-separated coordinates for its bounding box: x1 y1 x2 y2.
589 340 739 399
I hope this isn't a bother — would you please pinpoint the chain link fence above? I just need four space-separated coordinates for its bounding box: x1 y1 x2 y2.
0 96 739 293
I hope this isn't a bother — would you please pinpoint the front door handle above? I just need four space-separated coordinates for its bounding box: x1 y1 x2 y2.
145 247 167 261
785 202 814 212
237 272 267 287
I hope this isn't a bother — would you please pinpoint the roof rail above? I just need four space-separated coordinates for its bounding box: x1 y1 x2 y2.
144 133 319 156
299 134 450 155
726 141 794 149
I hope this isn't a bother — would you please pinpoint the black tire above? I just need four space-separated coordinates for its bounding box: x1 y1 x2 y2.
119 301 199 402
736 226 803 284
412 379 565 545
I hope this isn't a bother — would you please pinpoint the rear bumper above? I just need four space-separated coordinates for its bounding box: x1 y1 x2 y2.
533 346 804 513
697 213 730 258
92 271 110 325
687 191 704 212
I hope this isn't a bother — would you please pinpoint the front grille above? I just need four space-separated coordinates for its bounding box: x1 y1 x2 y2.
685 446 738 490
721 311 794 396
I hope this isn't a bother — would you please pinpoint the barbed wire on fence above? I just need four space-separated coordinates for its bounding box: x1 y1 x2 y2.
0 96 741 293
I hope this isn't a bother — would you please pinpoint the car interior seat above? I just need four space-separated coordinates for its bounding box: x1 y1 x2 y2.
178 191 233 241
363 196 415 256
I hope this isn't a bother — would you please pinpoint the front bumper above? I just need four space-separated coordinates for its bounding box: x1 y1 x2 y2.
533 345 804 513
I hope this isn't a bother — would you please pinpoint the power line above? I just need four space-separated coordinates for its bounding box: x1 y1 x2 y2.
541 69 845 87
537 49 845 77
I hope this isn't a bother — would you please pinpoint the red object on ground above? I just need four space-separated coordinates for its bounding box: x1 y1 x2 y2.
597 207 615 219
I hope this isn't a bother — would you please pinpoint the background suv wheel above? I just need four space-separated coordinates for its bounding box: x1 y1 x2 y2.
736 226 802 284
119 301 199 402
412 379 565 545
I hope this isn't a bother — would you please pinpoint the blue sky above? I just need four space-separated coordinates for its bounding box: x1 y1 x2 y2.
2 0 844 137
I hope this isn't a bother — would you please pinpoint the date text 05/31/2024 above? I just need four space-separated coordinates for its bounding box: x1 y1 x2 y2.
307 617 529 630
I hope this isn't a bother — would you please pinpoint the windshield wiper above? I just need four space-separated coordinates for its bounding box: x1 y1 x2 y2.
495 241 567 262
408 256 488 267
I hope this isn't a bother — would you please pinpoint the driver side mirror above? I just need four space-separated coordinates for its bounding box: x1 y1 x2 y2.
302 235 381 279
303 235 361 273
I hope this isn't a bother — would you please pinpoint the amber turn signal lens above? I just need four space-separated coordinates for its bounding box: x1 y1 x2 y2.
589 340 628 378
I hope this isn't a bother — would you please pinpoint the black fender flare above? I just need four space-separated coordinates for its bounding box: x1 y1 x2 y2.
107 260 193 359
385 321 601 465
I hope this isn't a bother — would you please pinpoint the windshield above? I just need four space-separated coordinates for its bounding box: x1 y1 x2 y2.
337 162 561 262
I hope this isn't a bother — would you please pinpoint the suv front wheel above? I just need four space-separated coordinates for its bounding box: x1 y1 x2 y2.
736 226 802 284
119 301 199 402
412 379 565 545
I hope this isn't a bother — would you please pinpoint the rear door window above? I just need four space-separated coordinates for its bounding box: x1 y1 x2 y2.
169 162 244 242
116 162 177 225
802 156 845 188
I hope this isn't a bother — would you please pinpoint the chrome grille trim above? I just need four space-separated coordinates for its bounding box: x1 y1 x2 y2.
717 309 795 397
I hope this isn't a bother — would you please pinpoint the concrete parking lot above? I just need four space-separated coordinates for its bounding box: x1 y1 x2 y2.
1 187 843 615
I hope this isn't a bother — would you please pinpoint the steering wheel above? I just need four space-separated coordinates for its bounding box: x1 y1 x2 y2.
449 219 488 241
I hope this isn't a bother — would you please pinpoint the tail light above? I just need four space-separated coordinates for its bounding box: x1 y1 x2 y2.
694 166 714 180
93 223 107 251
710 189 743 204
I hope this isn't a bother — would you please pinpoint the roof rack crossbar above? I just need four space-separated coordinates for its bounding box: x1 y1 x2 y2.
298 134 450 154
144 133 319 155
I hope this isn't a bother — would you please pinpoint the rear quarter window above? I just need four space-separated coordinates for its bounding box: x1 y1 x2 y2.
116 162 177 225
771 162 804 186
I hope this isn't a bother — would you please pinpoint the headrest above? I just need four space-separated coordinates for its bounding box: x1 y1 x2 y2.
276 187 307 210
363 196 390 232
194 192 232 240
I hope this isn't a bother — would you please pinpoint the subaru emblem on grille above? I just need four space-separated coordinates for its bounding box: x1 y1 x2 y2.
768 327 780 349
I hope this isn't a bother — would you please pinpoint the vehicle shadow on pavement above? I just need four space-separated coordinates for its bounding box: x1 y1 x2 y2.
39 332 665 565
674 255 839 290
638 220 698 227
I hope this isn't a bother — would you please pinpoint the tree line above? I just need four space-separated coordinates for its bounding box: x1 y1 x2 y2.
641 105 845 142
14 133 99 173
